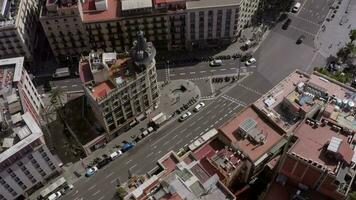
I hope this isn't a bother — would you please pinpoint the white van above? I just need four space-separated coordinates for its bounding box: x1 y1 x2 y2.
292 2 301 13
52 67 70 78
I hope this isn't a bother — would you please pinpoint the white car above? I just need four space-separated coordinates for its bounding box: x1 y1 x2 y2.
194 102 205 112
209 59 223 67
245 58 256 66
292 2 301 13
179 111 192 121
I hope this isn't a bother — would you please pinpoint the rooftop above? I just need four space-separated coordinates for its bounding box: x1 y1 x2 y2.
0 0 19 28
186 0 240 9
289 119 354 172
81 0 118 23
219 106 284 162
121 0 152 11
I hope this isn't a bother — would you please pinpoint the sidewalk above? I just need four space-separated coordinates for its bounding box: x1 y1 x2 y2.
315 0 356 57
61 79 201 184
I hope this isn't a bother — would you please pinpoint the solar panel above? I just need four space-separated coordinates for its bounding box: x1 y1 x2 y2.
239 118 257 133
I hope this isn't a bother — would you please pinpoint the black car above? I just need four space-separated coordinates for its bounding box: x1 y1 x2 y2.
296 35 305 44
97 157 111 169
282 19 291 30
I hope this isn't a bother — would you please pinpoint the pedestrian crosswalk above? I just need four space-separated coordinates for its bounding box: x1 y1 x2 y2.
221 95 247 107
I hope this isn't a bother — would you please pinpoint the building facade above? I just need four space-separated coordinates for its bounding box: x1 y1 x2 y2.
40 0 261 62
39 0 90 63
0 0 40 62
0 57 44 124
79 31 159 141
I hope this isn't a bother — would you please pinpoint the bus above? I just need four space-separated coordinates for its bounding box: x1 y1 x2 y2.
52 67 70 78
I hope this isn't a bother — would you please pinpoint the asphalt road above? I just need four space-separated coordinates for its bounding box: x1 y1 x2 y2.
36 77 83 94
65 90 247 200
62 1 335 199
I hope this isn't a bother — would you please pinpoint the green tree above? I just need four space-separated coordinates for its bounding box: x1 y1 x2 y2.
116 186 127 200
349 191 356 200
346 42 356 57
350 29 356 42
49 88 65 111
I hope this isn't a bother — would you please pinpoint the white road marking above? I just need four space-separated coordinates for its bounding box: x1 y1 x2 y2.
170 73 176 76
125 159 132 164
190 121 196 126
220 69 226 71
88 184 96 191
197 116 204 120
194 126 201 131
130 164 137 169
179 73 186 75
72 84 78 87
147 152 154 158
173 134 179 139
98 196 105 200
158 151 162 154
210 70 216 72
61 86 67 88
190 72 196 74
163 140 170 146
200 71 206 73
110 179 117 184
105 172 114 179
177 139 183 144
289 25 316 36
194 136 199 140
92 190 100 196
179 128 187 133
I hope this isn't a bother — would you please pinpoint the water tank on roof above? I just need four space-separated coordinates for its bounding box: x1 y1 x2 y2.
348 101 354 108
343 99 349 106
336 98 342 106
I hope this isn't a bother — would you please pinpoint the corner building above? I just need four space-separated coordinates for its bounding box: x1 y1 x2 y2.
79 31 159 140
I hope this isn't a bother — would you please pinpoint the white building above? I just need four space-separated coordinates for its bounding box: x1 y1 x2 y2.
0 57 44 124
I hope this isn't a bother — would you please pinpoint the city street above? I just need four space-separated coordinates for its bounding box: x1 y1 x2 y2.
64 87 249 200
60 1 340 199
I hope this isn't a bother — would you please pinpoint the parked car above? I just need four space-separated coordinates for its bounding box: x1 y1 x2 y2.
194 102 206 112
245 58 257 66
292 2 301 13
110 151 120 160
209 59 223 67
121 142 135 152
85 166 98 177
296 35 305 44
47 191 62 200
97 158 111 169
179 111 192 122
282 19 292 30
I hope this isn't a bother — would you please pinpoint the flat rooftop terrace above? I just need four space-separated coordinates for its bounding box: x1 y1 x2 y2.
290 120 354 172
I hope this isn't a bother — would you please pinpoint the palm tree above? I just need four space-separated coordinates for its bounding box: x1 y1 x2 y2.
49 88 65 111
349 29 356 42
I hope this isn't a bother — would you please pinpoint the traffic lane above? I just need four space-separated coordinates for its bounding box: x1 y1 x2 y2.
275 18 317 48
298 0 332 25
239 71 274 95
169 67 241 80
253 29 316 84
224 84 261 106
67 98 244 200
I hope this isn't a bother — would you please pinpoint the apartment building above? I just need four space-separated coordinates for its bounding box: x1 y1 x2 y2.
79 31 159 143
185 0 260 48
0 0 40 63
262 71 356 200
0 57 44 125
40 0 261 62
0 112 61 200
39 0 90 63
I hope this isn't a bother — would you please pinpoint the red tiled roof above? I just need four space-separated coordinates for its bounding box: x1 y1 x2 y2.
92 80 115 100
219 107 283 162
